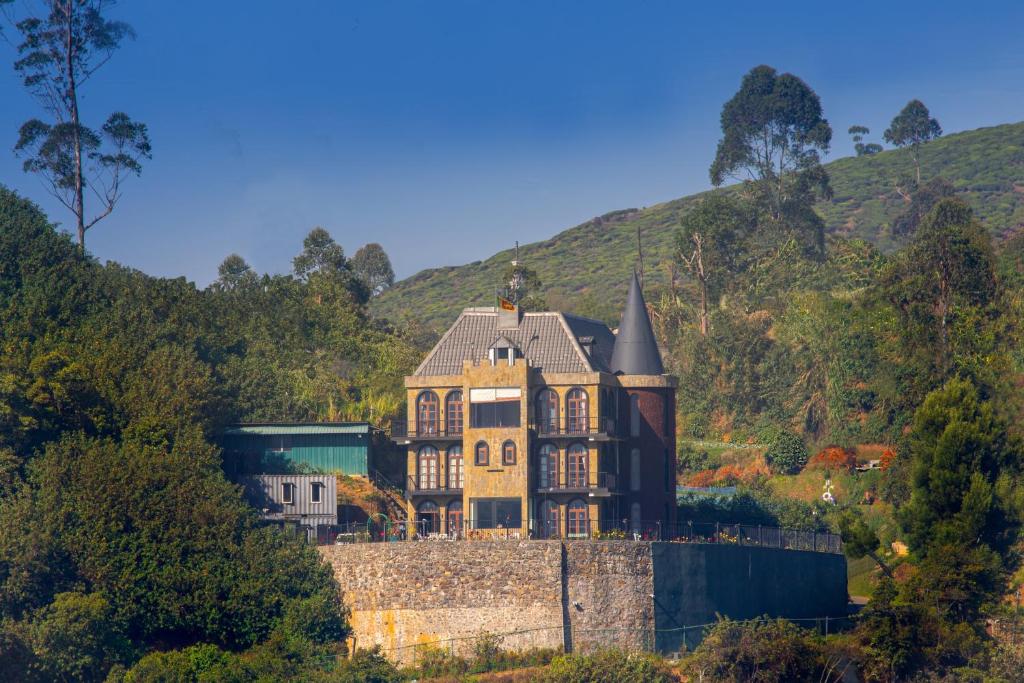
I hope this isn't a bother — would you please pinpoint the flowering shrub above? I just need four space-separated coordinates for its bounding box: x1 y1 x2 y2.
807 445 857 472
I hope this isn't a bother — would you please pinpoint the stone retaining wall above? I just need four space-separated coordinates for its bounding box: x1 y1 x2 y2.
317 540 847 663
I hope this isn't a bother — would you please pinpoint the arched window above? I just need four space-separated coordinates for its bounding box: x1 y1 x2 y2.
417 445 439 490
630 502 642 533
445 390 463 435
630 394 641 438
538 444 558 489
567 388 588 435
447 445 464 489
416 391 439 436
567 443 588 488
630 448 641 492
539 500 560 539
535 388 559 434
416 501 440 535
447 500 463 537
502 440 517 466
474 441 489 466
567 499 589 538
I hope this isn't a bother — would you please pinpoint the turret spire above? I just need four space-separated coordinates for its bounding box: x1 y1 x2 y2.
610 271 664 375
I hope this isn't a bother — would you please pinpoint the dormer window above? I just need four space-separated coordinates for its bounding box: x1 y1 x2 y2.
489 336 518 366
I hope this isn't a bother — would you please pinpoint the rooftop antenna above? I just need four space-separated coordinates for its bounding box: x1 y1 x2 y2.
508 240 524 304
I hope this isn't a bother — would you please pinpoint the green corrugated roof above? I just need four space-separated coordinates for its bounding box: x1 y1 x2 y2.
224 423 371 436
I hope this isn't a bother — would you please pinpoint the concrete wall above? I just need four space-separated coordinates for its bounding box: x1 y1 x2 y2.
318 540 847 663
651 544 849 654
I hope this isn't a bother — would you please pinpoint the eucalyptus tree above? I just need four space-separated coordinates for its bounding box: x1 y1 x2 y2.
884 100 942 185
710 64 833 255
351 242 395 295
3 0 152 251
848 125 882 156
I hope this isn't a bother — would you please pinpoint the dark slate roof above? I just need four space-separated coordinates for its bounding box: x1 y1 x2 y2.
609 272 665 375
415 309 616 376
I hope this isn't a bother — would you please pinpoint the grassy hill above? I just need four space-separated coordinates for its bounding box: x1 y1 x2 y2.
373 122 1024 331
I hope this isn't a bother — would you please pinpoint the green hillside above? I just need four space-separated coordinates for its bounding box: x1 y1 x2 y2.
373 121 1024 330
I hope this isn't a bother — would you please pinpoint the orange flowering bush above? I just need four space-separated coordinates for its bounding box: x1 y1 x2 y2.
807 445 857 473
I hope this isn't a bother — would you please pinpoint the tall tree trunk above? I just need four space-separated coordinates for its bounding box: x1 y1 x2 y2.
65 0 85 250
699 279 708 337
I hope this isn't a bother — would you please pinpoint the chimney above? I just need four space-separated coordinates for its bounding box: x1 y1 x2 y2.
497 300 521 330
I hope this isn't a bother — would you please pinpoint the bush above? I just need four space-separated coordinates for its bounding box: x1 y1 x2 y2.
683 617 823 682
764 432 808 475
542 648 677 682
807 445 857 473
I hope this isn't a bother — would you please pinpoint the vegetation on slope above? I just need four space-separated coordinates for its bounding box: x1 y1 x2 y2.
373 121 1024 331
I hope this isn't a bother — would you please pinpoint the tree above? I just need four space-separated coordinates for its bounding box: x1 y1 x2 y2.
214 253 258 292
4 0 152 250
838 510 893 578
292 227 347 281
884 100 941 185
764 431 808 475
350 243 395 295
710 65 833 240
675 195 751 336
898 378 1017 557
848 125 882 156
891 177 955 237
881 199 999 385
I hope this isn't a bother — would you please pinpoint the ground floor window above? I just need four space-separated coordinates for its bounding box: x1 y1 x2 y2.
472 497 521 529
567 499 589 538
416 501 440 535
447 500 463 536
538 499 560 538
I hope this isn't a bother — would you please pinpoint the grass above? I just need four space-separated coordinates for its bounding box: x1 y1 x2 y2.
372 121 1024 331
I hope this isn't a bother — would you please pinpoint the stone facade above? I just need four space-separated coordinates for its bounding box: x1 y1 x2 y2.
318 540 847 663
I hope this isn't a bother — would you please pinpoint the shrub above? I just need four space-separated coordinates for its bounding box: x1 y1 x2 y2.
542 648 677 682
807 445 857 473
764 432 808 475
683 617 823 682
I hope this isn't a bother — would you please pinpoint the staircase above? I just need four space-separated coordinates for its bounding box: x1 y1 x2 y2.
369 469 408 522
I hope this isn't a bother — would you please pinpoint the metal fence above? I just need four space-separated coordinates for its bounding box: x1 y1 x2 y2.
316 519 842 554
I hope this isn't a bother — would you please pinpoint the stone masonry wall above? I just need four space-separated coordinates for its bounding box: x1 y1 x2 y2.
318 540 847 663
318 541 566 662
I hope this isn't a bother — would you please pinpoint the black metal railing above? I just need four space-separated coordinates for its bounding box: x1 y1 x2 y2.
406 474 463 496
535 471 617 492
390 419 463 440
316 519 842 554
530 415 619 438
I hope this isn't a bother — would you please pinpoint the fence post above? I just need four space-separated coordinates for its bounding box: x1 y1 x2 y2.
715 522 720 542
758 525 762 546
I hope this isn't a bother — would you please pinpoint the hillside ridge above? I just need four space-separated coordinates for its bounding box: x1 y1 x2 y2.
373 121 1024 330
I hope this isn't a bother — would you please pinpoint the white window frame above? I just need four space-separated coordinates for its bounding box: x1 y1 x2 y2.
282 482 295 505
310 482 323 504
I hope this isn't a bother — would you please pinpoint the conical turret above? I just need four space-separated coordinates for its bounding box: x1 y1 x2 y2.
610 272 664 375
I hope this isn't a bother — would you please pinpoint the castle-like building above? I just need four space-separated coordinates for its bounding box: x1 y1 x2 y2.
393 273 677 538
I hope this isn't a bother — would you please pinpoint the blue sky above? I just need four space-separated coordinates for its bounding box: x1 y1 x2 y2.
1 1 1022 285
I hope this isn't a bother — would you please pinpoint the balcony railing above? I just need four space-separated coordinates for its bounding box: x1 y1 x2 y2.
535 471 617 493
390 420 463 440
530 416 620 438
406 474 463 496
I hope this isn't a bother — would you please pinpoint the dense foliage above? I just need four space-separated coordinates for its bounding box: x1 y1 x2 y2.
0 186 423 679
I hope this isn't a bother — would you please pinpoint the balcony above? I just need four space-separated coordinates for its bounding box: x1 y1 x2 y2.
529 416 621 440
390 420 463 443
535 471 617 496
406 475 463 498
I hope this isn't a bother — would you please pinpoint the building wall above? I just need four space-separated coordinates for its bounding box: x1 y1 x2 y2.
318 541 847 663
225 432 371 476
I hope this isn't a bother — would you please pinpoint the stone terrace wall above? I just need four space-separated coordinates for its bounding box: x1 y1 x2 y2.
318 540 846 663
318 541 566 661
564 542 655 652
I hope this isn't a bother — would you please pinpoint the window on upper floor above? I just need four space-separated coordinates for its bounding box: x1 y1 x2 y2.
446 390 464 435
474 441 489 466
502 440 517 466
282 482 295 505
630 394 640 438
630 448 641 491
310 481 323 504
469 388 521 428
416 391 440 435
